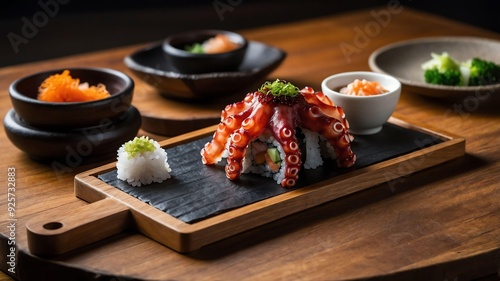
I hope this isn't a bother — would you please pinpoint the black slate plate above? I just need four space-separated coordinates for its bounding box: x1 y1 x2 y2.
124 41 286 101
98 123 443 224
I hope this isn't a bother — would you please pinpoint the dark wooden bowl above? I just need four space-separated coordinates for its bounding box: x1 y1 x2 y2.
4 107 141 163
162 30 248 74
9 67 134 130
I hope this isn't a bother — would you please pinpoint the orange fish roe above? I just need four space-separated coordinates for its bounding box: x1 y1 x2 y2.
340 79 389 96
37 70 110 102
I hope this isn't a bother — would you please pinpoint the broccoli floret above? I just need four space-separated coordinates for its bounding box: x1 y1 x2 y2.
424 68 462 86
422 52 500 86
462 58 500 86
421 52 464 86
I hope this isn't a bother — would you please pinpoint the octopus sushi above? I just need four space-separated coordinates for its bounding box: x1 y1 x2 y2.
117 136 172 187
201 79 356 188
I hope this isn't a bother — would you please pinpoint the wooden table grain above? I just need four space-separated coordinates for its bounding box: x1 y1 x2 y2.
1 7 500 281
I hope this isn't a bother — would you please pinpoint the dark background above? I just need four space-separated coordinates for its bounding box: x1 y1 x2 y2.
1 0 498 67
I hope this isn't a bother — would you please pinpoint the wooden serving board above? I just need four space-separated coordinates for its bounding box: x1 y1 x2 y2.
26 116 465 256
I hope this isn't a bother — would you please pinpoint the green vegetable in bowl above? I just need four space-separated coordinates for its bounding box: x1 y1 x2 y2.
462 58 500 86
422 52 500 86
421 52 464 86
185 43 205 54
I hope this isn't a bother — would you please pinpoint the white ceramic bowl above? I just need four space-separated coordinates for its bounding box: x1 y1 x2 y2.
321 71 401 135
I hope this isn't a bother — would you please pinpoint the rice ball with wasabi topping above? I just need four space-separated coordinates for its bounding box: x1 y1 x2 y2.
116 136 172 187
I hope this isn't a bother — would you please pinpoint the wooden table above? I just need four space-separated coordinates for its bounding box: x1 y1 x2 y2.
1 7 500 281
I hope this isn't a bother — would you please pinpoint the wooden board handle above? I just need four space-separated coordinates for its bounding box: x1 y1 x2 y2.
26 198 131 257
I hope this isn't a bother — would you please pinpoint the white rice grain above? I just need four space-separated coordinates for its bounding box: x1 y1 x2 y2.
116 140 171 187
301 128 323 169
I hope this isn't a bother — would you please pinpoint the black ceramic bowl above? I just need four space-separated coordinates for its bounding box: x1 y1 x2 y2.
124 41 286 101
4 107 141 163
9 67 134 129
162 30 248 74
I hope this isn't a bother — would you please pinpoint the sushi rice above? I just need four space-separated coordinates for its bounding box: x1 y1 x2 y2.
116 136 172 187
242 129 335 185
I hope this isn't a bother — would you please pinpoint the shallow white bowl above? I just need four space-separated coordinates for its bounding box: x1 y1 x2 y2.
321 71 401 135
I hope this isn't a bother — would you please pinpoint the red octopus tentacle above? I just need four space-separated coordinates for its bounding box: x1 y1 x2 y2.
225 102 274 180
301 87 334 106
270 105 302 188
220 92 257 120
201 93 258 164
298 105 356 168
301 90 353 141
202 81 357 188
301 90 345 120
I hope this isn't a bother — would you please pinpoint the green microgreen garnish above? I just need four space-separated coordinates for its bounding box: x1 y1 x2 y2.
259 79 300 98
185 43 205 54
124 136 156 158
